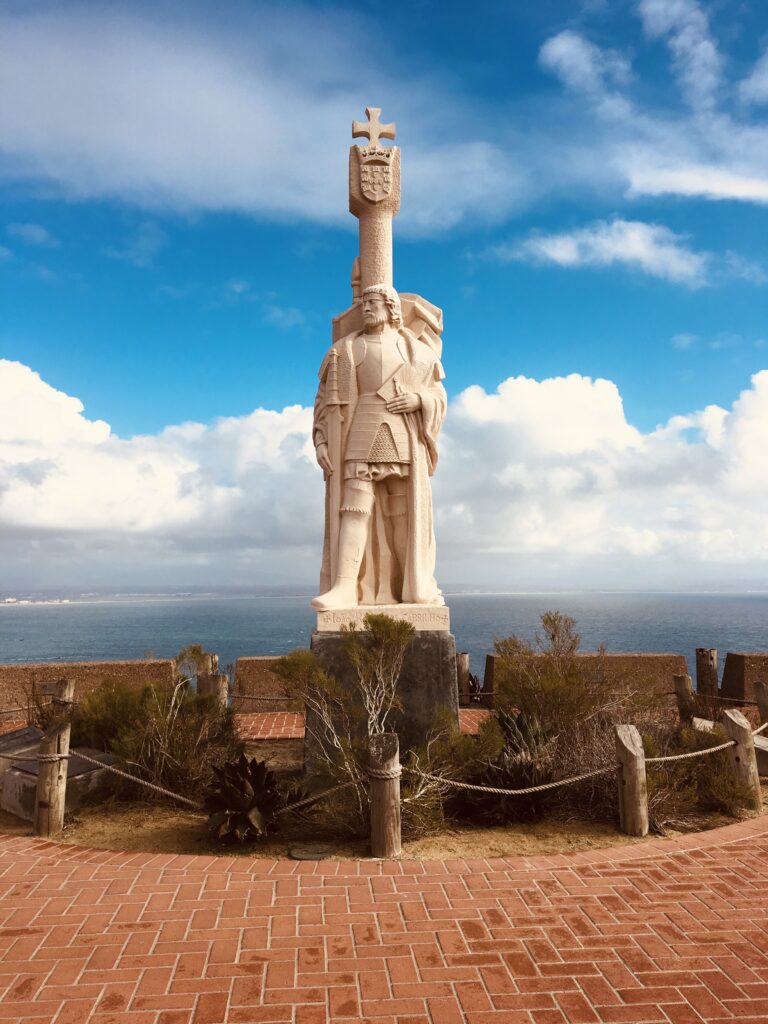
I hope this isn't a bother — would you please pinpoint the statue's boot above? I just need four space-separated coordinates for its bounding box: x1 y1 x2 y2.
311 510 368 610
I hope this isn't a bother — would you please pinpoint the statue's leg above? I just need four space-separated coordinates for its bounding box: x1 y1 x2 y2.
383 477 408 590
311 480 374 610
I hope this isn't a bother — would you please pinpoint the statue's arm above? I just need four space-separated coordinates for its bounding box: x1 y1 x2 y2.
313 353 334 475
312 353 330 449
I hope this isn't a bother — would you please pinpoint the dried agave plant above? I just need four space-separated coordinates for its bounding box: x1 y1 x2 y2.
204 755 282 843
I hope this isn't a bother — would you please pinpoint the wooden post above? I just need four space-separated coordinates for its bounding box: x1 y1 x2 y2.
696 648 718 697
673 673 694 723
722 708 762 812
214 672 228 709
615 724 649 837
481 654 495 710
754 681 768 724
456 652 470 707
34 679 74 838
368 732 401 858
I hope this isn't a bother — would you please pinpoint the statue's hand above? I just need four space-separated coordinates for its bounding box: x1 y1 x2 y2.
316 442 333 475
387 392 421 414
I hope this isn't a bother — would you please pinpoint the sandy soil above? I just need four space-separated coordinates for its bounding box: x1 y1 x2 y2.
0 801 745 861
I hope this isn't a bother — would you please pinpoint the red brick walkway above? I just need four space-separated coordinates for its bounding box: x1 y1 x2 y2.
234 709 491 742
2 814 768 1023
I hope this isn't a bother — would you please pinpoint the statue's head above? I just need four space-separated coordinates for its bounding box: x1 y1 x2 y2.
362 284 402 329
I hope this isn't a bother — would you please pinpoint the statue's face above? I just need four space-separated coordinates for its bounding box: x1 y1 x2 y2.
362 292 389 328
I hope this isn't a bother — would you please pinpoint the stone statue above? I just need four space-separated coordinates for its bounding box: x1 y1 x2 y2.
311 108 448 613
311 284 447 609
308 108 459 751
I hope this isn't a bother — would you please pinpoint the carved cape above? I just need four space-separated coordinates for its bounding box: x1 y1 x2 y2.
313 326 446 605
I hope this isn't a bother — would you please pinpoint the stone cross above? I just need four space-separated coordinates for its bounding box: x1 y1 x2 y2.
352 107 396 148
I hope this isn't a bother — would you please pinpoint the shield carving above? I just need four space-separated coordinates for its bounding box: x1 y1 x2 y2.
360 164 391 202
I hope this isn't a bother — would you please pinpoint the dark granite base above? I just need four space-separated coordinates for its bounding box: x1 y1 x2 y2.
309 629 459 755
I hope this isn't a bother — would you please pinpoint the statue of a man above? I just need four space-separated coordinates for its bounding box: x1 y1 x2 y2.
312 284 446 609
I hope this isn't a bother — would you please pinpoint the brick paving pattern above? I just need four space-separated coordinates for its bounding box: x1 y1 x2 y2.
235 714 306 742
235 709 490 742
1 815 768 1023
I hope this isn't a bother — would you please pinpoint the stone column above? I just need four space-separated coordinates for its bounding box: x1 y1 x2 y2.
349 108 400 291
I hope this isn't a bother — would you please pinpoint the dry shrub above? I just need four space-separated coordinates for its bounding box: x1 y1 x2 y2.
468 612 671 824
645 724 755 832
69 679 242 800
273 613 416 839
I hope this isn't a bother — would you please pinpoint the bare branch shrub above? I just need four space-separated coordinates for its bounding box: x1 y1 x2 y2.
273 613 416 837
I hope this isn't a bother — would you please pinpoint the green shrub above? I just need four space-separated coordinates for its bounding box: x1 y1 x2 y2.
273 614 416 839
70 679 242 801
646 724 755 830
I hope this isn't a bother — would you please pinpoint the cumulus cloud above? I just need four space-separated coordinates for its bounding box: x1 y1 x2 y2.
6 223 59 248
0 5 527 235
3 358 768 587
491 218 710 287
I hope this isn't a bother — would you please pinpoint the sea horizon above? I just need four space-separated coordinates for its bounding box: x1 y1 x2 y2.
1 590 767 681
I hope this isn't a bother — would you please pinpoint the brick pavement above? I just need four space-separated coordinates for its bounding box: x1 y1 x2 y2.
235 709 490 743
2 814 768 1023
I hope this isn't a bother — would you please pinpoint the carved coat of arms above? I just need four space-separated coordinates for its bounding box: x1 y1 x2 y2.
360 163 391 202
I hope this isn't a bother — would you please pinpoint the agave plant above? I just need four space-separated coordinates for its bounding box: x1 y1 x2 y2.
204 754 282 843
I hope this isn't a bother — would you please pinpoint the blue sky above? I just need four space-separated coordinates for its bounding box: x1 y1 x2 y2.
1 0 768 588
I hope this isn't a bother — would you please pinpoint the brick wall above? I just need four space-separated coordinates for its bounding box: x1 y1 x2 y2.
721 653 768 701
233 656 302 712
0 660 175 713
482 652 688 705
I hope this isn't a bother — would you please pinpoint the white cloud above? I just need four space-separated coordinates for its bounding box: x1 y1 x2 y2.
492 218 710 287
264 305 306 330
536 15 768 210
638 0 722 111
106 221 167 268
539 30 631 96
0 245 12 260
0 6 528 235
740 50 768 106
3 358 768 587
671 332 697 350
626 164 768 204
6 223 59 248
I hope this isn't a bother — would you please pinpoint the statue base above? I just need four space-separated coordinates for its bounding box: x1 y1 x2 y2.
315 603 449 632
309 613 459 755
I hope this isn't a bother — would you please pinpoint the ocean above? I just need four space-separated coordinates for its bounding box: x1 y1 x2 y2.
1 589 767 680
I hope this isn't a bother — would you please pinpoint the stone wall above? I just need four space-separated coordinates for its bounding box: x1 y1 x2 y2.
721 653 768 702
482 652 688 705
0 660 175 713
232 656 302 712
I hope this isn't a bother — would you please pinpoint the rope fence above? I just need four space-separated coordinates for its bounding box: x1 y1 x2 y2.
2 674 765 850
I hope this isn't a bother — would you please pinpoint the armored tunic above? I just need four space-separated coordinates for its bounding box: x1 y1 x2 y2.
344 334 411 478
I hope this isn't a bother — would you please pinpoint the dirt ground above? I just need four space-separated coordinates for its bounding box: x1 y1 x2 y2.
0 800 749 861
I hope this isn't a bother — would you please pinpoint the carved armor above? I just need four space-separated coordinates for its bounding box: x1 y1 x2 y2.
344 336 411 464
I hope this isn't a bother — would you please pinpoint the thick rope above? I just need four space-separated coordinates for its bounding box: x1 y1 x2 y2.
404 764 614 796
0 751 66 763
276 781 356 816
70 751 204 809
367 765 402 781
647 739 736 763
752 720 768 737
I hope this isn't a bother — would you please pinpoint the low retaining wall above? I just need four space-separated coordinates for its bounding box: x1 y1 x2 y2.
482 652 688 705
721 653 768 702
0 660 175 713
233 656 302 712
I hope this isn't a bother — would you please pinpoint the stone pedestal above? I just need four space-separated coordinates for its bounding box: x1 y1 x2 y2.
309 605 459 755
